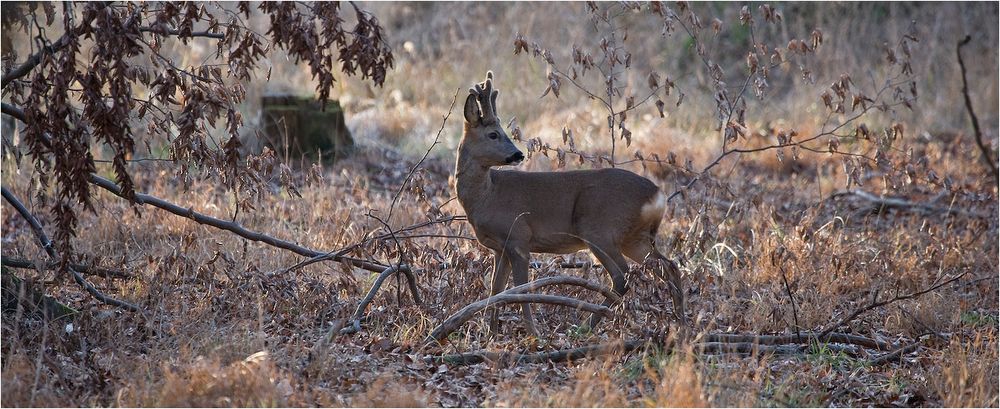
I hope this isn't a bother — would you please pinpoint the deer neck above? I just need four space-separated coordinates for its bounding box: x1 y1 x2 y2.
455 141 494 217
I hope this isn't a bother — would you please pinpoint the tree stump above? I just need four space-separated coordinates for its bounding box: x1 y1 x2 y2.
260 94 354 165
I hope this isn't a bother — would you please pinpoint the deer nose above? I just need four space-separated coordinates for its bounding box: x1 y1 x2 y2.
505 151 524 164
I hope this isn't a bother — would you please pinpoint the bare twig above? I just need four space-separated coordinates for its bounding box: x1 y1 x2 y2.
817 271 970 339
778 265 802 341
138 26 225 39
2 187 140 312
386 89 459 226
1 256 132 280
957 35 999 181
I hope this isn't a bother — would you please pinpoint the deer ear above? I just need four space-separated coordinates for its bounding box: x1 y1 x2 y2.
463 93 481 124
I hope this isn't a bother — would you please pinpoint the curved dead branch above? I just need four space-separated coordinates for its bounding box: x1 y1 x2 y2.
503 275 621 304
1 187 140 312
339 265 421 335
427 293 612 344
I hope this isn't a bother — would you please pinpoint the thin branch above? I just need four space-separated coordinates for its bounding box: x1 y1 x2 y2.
386 88 459 226
956 35 999 181
1 3 107 88
1 256 132 280
1 187 140 311
778 264 801 341
138 26 225 39
817 271 969 339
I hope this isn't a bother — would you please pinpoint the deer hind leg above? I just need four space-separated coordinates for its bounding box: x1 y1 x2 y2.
586 242 630 329
508 250 539 337
624 241 687 325
489 249 513 334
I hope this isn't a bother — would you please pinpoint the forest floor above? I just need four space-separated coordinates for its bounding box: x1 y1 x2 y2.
1 120 997 406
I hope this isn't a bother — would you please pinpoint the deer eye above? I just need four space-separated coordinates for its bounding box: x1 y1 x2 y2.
488 132 499 140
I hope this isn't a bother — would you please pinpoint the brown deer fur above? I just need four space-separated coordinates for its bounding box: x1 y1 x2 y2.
455 71 685 336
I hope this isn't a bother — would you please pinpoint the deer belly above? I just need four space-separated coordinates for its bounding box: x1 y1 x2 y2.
528 235 586 254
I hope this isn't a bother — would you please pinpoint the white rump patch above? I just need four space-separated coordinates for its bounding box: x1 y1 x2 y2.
639 192 667 223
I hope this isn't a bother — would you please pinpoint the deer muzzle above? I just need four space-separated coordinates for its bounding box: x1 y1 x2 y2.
505 151 525 165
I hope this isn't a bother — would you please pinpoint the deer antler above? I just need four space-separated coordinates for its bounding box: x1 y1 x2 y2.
470 71 499 124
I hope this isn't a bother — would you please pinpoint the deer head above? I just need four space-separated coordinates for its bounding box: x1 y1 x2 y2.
460 71 524 167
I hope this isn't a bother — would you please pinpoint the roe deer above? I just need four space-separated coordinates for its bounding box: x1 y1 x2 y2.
455 71 685 336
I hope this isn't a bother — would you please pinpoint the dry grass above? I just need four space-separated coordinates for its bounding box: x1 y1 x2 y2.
2 2 999 408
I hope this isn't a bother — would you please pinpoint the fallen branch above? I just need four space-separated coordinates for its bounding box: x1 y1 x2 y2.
88 174 391 274
2 256 132 280
698 342 859 357
2 187 140 312
272 215 468 277
426 337 865 367
702 331 897 351
427 293 612 345
427 339 647 365
866 340 922 366
830 190 989 219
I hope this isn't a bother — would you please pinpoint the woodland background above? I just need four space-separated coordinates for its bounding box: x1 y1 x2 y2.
1 2 998 407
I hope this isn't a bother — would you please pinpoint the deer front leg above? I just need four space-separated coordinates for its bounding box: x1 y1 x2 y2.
509 250 540 337
489 249 512 334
